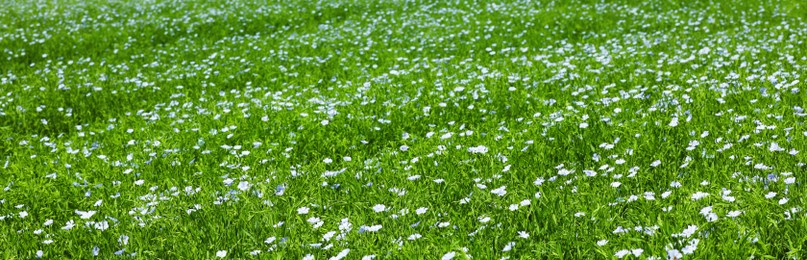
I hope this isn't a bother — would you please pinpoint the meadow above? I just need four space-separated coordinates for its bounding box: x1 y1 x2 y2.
2 0 807 258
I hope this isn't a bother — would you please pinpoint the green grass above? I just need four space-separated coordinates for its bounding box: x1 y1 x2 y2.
2 0 807 259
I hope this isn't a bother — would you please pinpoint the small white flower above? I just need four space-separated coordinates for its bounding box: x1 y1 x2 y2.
237 181 251 191
615 249 631 258
596 240 608 246
416 207 428 215
372 204 386 213
650 160 661 167
691 192 709 201
216 250 227 258
441 251 456 260
467 145 489 154
491 186 507 196
331 248 350 260
364 225 382 232
75 210 96 219
667 249 683 259
518 231 529 239
503 242 515 252
727 211 742 218
784 177 796 184
297 207 310 215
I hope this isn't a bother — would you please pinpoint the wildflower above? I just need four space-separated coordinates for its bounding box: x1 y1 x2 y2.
297 207 310 215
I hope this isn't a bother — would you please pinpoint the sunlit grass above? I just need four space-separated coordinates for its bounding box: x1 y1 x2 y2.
2 0 807 259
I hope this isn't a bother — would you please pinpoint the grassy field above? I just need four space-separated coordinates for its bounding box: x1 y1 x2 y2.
2 0 807 258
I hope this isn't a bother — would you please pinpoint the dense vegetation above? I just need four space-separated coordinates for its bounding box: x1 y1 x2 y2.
2 0 807 258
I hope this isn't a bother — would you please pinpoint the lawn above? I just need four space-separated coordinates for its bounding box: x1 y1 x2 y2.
2 0 807 258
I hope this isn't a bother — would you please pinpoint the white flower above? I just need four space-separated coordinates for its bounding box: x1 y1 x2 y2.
615 249 631 258
237 181 251 191
667 249 683 259
491 186 507 196
297 207 310 215
330 248 350 260
441 251 456 260
534 177 545 186
216 250 227 258
698 46 711 55
727 210 742 218
62 220 75 230
502 242 515 252
75 210 96 219
679 225 698 238
691 192 709 201
705 212 718 222
669 117 679 127
363 225 382 232
372 204 386 213
518 231 530 239
467 145 489 154
682 239 700 255
596 240 608 246
784 177 796 184
651 160 661 167
95 221 109 231
416 207 428 215
265 237 276 244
